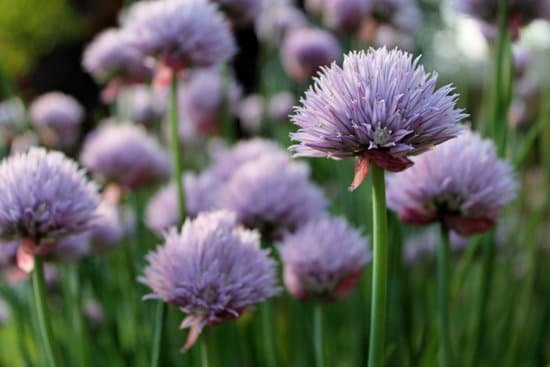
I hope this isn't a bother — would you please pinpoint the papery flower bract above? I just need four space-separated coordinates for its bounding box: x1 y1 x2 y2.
82 28 153 93
221 154 327 238
403 229 468 265
81 122 170 190
29 92 84 149
124 0 236 70
278 217 370 300
290 48 466 190
0 148 99 244
281 27 341 82
387 130 517 236
141 210 279 350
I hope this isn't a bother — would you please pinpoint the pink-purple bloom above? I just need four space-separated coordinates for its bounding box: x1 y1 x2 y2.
88 201 124 253
124 0 236 71
81 123 170 190
0 148 99 244
29 92 84 149
256 2 309 45
213 0 264 24
121 85 166 125
280 28 341 82
290 48 466 190
141 210 279 350
278 217 370 301
387 130 517 236
403 229 468 264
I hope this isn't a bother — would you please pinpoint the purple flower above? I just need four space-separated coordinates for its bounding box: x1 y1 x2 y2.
88 201 124 253
267 91 295 121
238 94 265 133
387 130 517 236
214 0 264 24
256 3 309 45
0 298 9 326
120 85 166 126
81 122 170 190
221 154 327 237
278 217 370 301
319 0 369 33
42 233 91 262
290 48 466 190
403 229 468 265
0 148 99 245
281 27 341 82
124 0 236 71
29 92 84 149
141 210 280 350
455 0 550 38
368 0 422 32
0 241 18 266
82 28 153 85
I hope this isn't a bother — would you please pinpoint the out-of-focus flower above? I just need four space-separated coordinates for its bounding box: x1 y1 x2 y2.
455 0 550 39
290 48 466 190
278 217 369 300
81 122 170 190
141 210 279 350
373 25 414 51
358 0 421 44
0 148 99 246
307 0 368 33
179 68 242 136
387 130 517 236
124 0 236 71
119 85 166 126
0 241 18 266
221 154 326 237
280 28 341 82
0 298 9 326
10 131 39 155
238 94 265 133
213 0 264 25
82 28 153 102
89 201 124 253
403 229 468 265
43 233 91 262
29 92 84 149
512 44 532 79
267 91 294 121
256 2 309 46
84 300 104 328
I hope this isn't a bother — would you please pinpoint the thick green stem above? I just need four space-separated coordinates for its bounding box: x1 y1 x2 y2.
150 302 165 367
314 304 325 367
368 164 389 367
438 225 453 367
201 337 210 367
32 257 61 367
67 265 91 367
261 301 277 367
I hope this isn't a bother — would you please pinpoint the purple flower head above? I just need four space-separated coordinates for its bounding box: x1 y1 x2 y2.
42 232 91 262
0 148 99 245
238 94 265 133
120 85 166 126
387 130 517 236
0 241 18 266
179 68 242 136
88 201 124 253
267 91 295 121
455 0 550 38
81 122 170 190
278 217 370 301
290 48 466 190
214 0 264 24
221 154 327 238
403 229 468 265
141 210 280 350
281 28 341 82
82 28 153 85
322 0 369 33
0 298 9 326
512 44 532 79
29 92 84 149
256 3 309 46
145 172 218 233
124 0 237 71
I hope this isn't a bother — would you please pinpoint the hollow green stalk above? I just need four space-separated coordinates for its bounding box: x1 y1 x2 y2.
313 304 325 367
261 301 277 367
438 225 453 367
368 164 389 367
32 257 61 367
201 337 210 367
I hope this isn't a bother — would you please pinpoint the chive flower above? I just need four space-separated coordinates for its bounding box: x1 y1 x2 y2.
290 48 466 190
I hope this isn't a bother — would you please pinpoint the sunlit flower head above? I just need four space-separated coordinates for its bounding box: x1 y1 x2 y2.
81 122 170 190
0 148 99 245
387 130 517 236
29 92 84 149
278 217 370 301
141 210 279 350
290 48 466 190
124 0 237 70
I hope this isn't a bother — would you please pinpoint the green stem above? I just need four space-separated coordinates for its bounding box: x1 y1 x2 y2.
201 337 210 367
438 225 453 367
368 164 389 367
261 301 277 367
169 70 186 222
150 302 165 367
32 257 61 367
67 265 91 367
313 304 325 367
